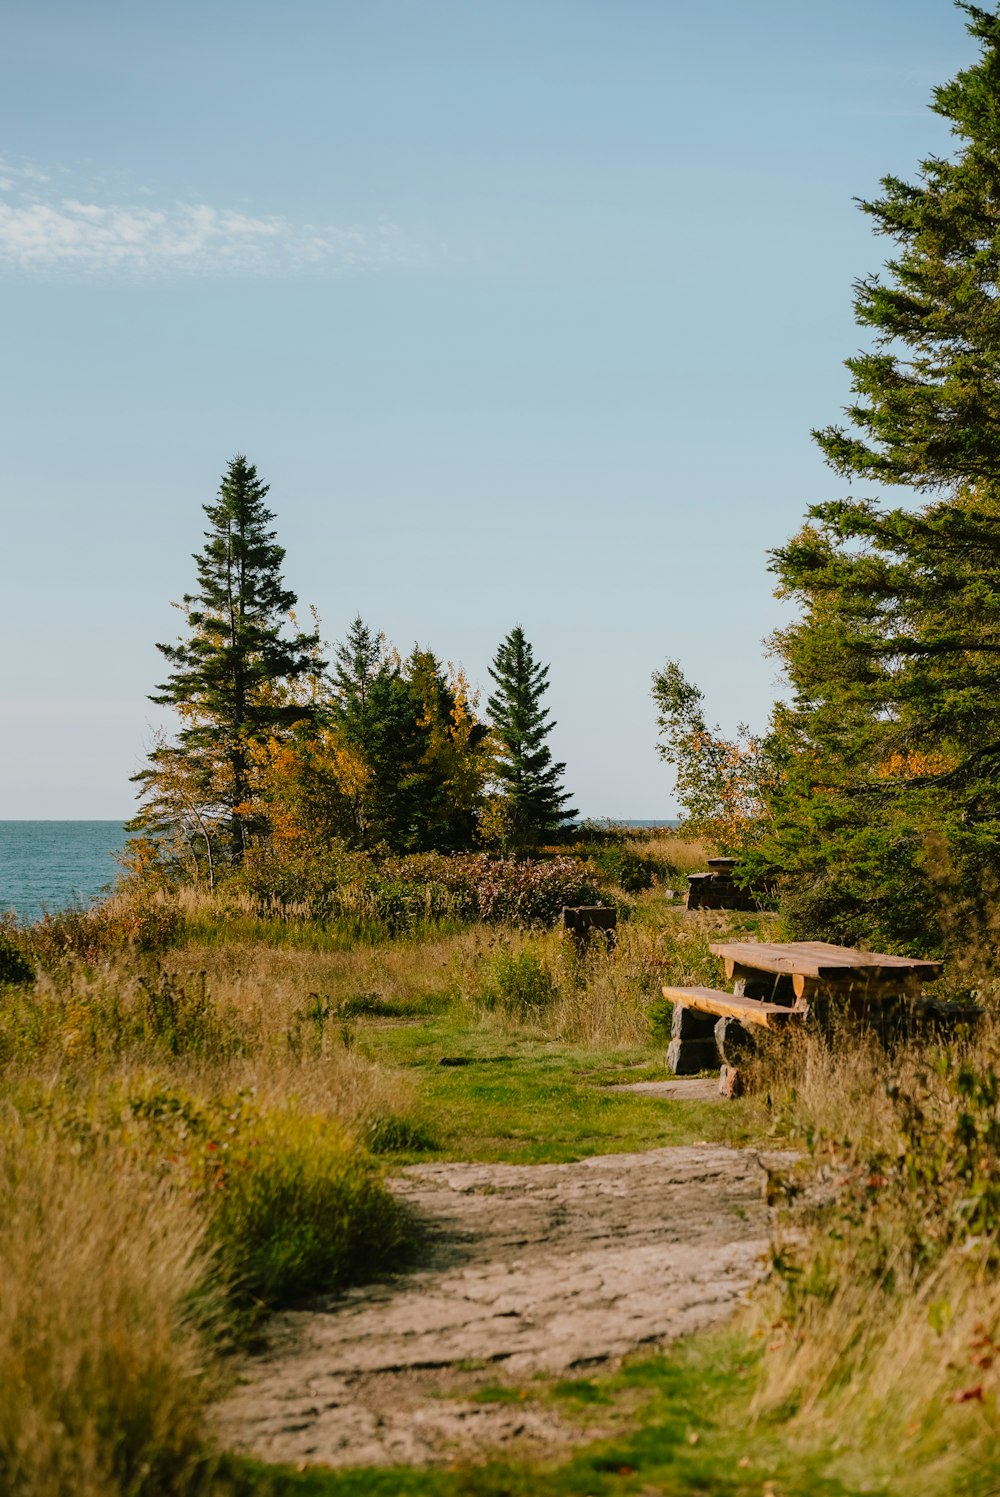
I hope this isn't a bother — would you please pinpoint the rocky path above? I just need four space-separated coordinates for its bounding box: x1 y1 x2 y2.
215 1141 781 1470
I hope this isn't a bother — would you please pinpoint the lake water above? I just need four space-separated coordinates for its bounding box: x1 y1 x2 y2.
0 822 128 923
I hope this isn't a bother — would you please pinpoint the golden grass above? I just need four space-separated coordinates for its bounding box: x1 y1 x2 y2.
0 922 449 1495
623 831 709 879
0 1118 214 1497
743 1020 1000 1492
10 861 1000 1494
752 1242 1000 1495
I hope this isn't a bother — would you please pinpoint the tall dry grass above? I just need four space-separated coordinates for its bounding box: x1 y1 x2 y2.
0 1119 215 1497
622 831 709 880
746 1021 1000 1493
452 903 757 1046
0 921 445 1495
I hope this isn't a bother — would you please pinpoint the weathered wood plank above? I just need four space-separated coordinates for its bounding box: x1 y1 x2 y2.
709 940 942 981
791 972 926 1003
662 985 802 1029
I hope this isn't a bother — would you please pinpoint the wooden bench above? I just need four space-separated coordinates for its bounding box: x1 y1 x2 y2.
662 984 804 1087
661 985 803 1029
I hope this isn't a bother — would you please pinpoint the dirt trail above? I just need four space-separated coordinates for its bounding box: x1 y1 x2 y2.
215 1141 783 1470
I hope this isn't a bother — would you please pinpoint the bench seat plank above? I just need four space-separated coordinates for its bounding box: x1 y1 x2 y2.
662 985 803 1029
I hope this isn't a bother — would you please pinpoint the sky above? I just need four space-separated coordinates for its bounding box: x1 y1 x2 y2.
0 0 976 819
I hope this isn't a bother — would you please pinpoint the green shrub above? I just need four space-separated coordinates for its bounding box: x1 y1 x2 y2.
123 1086 414 1314
208 1110 413 1309
364 1114 440 1154
647 995 674 1043
777 866 941 958
589 846 658 894
0 929 35 986
227 839 364 905
479 946 558 1020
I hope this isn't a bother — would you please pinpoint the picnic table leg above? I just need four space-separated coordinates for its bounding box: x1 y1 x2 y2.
667 1003 719 1075
715 1015 757 1098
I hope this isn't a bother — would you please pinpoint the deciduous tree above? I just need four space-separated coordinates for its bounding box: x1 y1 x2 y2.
652 660 770 852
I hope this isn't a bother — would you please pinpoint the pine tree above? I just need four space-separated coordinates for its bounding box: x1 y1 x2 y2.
816 3 1000 491
756 6 1000 947
328 618 423 847
328 619 490 851
330 616 389 753
134 455 323 864
405 647 491 851
486 626 576 848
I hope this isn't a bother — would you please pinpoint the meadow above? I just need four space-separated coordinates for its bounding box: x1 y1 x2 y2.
2 831 1000 1496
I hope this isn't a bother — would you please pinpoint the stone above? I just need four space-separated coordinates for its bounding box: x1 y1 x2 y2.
667 1037 719 1075
213 1144 786 1471
719 1065 744 1099
713 1016 758 1067
671 1003 718 1041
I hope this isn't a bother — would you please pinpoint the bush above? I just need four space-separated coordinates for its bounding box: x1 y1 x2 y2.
282 852 612 935
227 839 367 906
24 892 183 967
588 846 658 894
364 1113 440 1154
210 1111 413 1308
123 1086 414 1314
0 928 35 986
134 968 235 1057
777 865 942 957
398 853 608 927
479 946 558 1020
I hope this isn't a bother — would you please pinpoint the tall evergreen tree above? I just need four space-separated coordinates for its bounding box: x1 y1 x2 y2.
134 455 323 864
756 5 1000 947
486 626 576 848
330 616 389 754
816 3 1000 492
405 646 491 851
328 617 423 847
328 618 490 851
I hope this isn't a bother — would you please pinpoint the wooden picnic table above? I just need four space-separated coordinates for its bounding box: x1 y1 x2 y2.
708 939 943 1009
663 939 956 1086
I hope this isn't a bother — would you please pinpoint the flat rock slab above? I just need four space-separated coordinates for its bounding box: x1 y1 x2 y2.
610 1077 721 1100
215 1144 777 1470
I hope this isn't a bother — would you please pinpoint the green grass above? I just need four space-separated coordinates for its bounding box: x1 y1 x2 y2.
176 911 470 952
350 1017 760 1164
221 1333 879 1496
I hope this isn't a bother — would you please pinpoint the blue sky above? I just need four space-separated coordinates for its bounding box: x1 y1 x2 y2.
0 0 973 818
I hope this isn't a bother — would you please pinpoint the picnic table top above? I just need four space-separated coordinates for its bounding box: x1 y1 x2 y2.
708 940 943 981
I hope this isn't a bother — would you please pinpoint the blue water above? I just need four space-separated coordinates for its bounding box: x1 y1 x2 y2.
0 822 127 923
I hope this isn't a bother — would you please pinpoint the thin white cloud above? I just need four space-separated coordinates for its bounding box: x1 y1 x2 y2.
0 156 409 276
